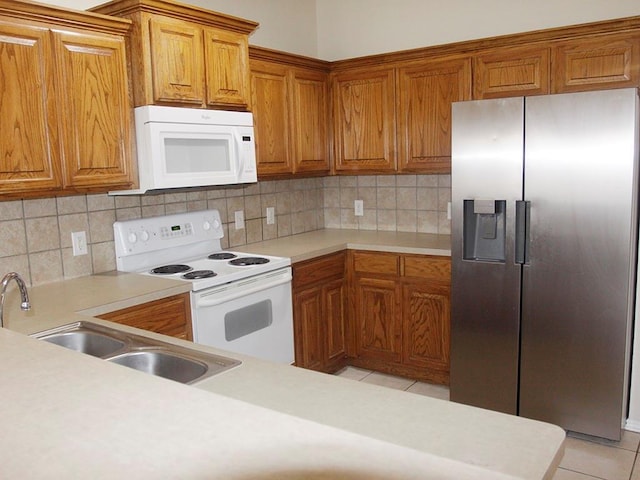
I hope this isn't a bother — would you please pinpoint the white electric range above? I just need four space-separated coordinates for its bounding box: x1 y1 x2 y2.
113 209 294 364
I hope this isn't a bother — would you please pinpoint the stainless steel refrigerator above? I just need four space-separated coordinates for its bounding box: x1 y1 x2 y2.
450 88 639 441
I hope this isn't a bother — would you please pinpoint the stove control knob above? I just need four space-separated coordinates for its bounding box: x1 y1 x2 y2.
140 230 150 242
212 219 221 229
203 221 211 231
127 232 137 244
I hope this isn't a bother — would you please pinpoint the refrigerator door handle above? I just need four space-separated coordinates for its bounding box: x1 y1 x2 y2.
515 200 530 264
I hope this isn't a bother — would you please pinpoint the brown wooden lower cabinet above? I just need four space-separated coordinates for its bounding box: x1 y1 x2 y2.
401 279 450 383
292 249 451 384
351 275 402 364
97 293 193 341
348 250 451 385
292 252 347 373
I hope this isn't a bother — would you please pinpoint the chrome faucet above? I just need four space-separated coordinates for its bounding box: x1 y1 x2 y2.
0 272 31 328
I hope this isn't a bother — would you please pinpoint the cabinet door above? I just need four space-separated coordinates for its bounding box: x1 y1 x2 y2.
98 293 193 340
552 35 640 93
0 22 62 194
474 46 550 99
291 68 330 174
324 277 346 366
332 68 396 173
53 31 133 190
398 58 471 173
250 60 293 175
149 17 204 105
204 27 250 109
293 252 346 372
354 276 402 363
293 285 324 370
402 280 450 381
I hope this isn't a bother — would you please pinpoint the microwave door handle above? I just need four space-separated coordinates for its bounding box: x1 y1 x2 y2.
235 131 245 176
196 273 292 308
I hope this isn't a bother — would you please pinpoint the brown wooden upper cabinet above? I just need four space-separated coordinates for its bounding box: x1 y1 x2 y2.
474 32 640 100
397 57 471 173
473 45 551 99
0 22 61 195
250 49 330 177
331 67 397 173
552 34 640 93
91 0 257 110
250 60 292 175
290 67 330 174
54 30 134 190
0 1 134 198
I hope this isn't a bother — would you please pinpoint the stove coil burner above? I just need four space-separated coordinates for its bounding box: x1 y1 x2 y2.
182 270 217 280
208 252 237 260
150 264 193 275
229 257 270 266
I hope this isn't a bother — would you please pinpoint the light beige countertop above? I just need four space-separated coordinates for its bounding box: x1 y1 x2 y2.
1 262 564 479
1 327 523 479
235 229 451 263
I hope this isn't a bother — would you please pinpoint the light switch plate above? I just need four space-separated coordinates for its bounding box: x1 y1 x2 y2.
71 231 88 256
234 210 245 230
266 207 275 225
354 200 364 217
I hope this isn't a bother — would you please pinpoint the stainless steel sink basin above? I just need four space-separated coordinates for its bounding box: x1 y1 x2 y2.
31 321 240 384
40 330 126 357
108 350 209 384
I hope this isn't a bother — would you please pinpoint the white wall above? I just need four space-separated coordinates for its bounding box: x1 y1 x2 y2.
50 0 640 60
55 0 319 57
188 0 318 57
315 0 640 60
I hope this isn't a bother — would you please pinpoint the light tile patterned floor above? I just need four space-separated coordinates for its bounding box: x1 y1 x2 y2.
335 366 640 480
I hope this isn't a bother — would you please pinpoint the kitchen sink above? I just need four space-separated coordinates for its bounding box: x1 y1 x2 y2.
31 321 240 384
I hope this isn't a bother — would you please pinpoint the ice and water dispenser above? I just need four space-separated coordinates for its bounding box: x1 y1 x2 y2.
463 199 506 262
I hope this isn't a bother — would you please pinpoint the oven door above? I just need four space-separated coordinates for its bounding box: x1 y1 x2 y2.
191 267 294 364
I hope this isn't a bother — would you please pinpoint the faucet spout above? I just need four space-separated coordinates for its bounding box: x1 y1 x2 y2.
0 272 31 328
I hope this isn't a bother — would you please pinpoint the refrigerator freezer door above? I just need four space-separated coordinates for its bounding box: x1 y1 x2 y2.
450 97 525 414
520 89 639 440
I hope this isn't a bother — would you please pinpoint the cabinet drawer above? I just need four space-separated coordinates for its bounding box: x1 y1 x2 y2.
293 252 345 289
403 255 451 281
98 293 192 340
352 251 400 275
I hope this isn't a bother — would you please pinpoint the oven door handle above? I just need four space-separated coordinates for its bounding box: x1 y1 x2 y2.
195 273 292 307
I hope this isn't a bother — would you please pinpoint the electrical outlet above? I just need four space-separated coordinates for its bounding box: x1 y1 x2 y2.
71 231 88 256
266 207 275 225
354 199 364 217
447 202 452 220
234 210 245 230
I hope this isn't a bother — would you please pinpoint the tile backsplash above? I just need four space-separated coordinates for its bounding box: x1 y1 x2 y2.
0 174 450 286
323 174 451 233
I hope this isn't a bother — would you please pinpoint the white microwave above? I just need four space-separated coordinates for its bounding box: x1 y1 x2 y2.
111 106 257 195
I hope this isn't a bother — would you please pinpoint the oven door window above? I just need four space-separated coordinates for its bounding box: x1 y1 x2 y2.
224 299 273 341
